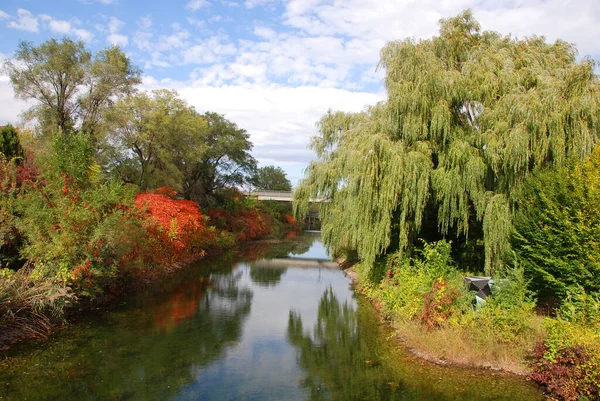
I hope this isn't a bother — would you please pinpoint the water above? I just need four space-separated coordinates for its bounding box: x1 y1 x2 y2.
0 232 543 400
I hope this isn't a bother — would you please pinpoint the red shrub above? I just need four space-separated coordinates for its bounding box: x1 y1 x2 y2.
530 343 599 401
135 193 215 264
420 279 460 330
207 207 273 241
284 214 296 227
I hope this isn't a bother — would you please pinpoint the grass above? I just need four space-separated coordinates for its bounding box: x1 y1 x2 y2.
0 267 74 349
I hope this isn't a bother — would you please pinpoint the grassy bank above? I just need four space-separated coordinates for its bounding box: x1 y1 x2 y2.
0 185 296 350
346 241 600 400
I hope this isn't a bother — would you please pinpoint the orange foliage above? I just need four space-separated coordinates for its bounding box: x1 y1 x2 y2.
284 214 296 227
207 207 273 241
135 193 215 264
153 186 178 198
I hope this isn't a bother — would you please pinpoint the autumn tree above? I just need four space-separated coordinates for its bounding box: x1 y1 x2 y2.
251 165 292 191
294 10 600 275
102 89 207 191
3 38 140 136
183 112 256 206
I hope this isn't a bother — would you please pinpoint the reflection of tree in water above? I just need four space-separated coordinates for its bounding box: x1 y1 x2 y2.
249 265 287 287
287 289 543 401
236 231 321 265
0 270 253 401
288 287 403 401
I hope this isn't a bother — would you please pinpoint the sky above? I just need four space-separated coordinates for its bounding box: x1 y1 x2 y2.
1 0 599 186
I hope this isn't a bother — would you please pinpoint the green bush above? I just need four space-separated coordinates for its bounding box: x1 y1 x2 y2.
15 133 147 297
530 291 600 400
470 266 537 343
0 267 74 347
513 147 600 300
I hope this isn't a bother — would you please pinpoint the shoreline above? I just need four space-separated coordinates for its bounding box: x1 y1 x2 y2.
341 264 534 378
0 233 290 352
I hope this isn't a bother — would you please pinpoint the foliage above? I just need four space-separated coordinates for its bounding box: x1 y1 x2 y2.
0 124 24 161
530 293 600 400
3 38 140 136
15 135 146 296
469 266 537 343
1 134 37 268
0 267 74 347
363 240 466 323
102 89 207 191
134 191 216 264
207 207 272 242
294 10 600 276
251 165 292 191
513 147 600 300
183 112 256 206
420 278 461 330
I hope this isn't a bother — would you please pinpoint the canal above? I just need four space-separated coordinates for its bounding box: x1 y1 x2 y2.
0 232 543 400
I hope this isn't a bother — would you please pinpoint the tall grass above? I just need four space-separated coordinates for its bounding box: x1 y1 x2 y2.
0 268 74 348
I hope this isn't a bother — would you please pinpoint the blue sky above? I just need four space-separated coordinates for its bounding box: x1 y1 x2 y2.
1 0 599 186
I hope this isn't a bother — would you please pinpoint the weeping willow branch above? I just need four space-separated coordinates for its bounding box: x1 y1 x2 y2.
295 10 600 275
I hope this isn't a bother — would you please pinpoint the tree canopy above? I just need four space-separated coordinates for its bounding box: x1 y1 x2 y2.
251 165 292 191
294 10 600 275
102 89 207 191
183 112 256 206
3 38 140 136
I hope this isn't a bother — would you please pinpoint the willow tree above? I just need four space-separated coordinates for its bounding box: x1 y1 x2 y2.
294 10 600 275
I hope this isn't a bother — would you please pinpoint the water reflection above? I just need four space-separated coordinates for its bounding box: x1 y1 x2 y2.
0 233 542 401
0 268 252 401
249 265 287 287
288 288 544 401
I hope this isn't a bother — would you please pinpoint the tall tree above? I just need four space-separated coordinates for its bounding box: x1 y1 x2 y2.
102 89 207 191
3 38 140 136
251 165 292 191
294 10 600 275
183 112 256 206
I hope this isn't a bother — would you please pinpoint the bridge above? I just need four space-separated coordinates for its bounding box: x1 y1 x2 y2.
246 190 327 203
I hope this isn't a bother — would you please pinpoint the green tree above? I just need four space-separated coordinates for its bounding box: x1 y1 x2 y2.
513 147 600 300
295 10 600 276
0 125 24 161
183 112 256 206
251 165 292 191
102 89 208 191
3 38 140 136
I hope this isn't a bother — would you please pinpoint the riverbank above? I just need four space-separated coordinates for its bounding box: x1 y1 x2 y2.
342 266 539 376
0 194 298 351
0 233 546 401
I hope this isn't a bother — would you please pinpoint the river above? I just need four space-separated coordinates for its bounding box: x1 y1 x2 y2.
0 232 543 400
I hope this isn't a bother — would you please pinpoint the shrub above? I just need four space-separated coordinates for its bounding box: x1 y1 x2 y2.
135 192 216 264
207 207 273 241
0 267 74 347
420 278 461 330
529 291 600 400
513 147 600 300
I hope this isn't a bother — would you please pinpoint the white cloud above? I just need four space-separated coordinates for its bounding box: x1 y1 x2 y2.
137 15 152 29
107 33 128 46
108 16 124 33
245 0 275 9
187 0 210 11
0 74 32 126
0 10 9 20
97 16 128 47
8 9 39 32
39 15 94 42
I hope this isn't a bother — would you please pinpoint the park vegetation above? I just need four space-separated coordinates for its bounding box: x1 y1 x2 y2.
295 11 600 400
0 38 295 348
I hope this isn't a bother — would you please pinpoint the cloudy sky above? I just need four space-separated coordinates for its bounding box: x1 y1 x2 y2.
1 0 599 185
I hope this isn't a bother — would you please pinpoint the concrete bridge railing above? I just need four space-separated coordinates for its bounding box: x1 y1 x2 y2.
246 190 327 203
